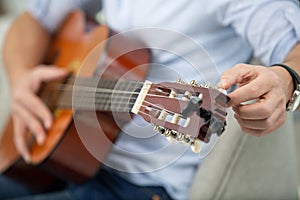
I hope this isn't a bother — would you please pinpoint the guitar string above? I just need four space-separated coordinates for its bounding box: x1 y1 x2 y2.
61 92 181 117
56 83 179 105
57 83 169 96
60 77 145 91
62 86 182 103
61 77 145 84
56 79 193 130
72 96 180 116
68 100 181 118
57 86 184 116
52 81 197 117
53 81 199 137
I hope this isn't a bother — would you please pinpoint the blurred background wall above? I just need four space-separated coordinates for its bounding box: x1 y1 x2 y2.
0 0 29 14
0 0 29 132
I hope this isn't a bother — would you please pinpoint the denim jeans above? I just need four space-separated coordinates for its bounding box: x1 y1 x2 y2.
0 168 172 200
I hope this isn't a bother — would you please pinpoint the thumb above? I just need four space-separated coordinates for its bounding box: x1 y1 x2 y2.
217 64 253 90
216 77 233 90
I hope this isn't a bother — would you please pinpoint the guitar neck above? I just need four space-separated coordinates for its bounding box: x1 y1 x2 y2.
45 78 144 113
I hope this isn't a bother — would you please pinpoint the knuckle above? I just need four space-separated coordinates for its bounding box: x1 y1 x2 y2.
235 63 246 68
240 126 247 133
249 128 265 137
255 132 264 137
264 118 273 128
248 86 259 95
30 121 44 134
13 91 23 102
252 133 262 137
277 114 286 126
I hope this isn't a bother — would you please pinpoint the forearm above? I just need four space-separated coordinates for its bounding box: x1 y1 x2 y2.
3 11 51 86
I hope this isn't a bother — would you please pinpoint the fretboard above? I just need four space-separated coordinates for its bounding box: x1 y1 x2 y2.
56 77 144 113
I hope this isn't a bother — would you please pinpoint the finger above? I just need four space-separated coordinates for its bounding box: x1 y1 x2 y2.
13 103 47 146
17 92 52 129
233 88 285 119
233 98 275 120
227 75 271 107
235 125 266 136
234 114 266 136
12 108 31 163
32 66 69 83
217 64 253 90
234 113 266 131
234 104 286 135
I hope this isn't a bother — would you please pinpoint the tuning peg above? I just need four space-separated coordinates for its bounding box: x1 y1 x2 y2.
171 114 181 124
166 136 175 142
198 93 203 101
153 125 166 135
158 110 168 120
191 139 202 153
177 78 185 84
166 130 175 142
182 135 192 145
154 124 202 152
169 90 177 98
174 132 184 143
190 80 197 86
183 91 192 100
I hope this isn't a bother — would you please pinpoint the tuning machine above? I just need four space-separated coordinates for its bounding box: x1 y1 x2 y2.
153 125 202 153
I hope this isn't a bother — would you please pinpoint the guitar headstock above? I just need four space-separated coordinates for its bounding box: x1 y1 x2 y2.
131 79 230 153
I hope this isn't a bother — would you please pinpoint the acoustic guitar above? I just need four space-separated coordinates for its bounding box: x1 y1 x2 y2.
0 10 228 192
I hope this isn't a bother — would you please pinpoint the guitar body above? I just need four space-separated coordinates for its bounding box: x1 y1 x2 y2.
0 10 150 192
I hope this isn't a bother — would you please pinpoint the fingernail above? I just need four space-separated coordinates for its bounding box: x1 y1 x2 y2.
216 81 223 88
44 120 52 130
37 135 45 145
217 78 227 89
59 68 69 74
24 155 32 163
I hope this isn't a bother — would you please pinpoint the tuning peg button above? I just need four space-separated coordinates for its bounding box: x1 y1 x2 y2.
166 136 175 142
169 90 177 98
158 110 168 120
191 139 202 153
177 78 185 84
190 80 197 86
154 125 166 135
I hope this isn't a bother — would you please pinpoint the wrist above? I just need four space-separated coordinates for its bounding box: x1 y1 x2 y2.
270 63 300 112
5 64 33 87
270 65 294 102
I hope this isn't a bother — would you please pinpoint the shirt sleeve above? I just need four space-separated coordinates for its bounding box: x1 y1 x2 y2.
26 0 101 33
220 0 300 65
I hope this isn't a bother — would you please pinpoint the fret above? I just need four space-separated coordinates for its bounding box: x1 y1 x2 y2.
103 88 112 111
96 92 111 111
116 80 131 112
125 81 141 112
109 80 119 110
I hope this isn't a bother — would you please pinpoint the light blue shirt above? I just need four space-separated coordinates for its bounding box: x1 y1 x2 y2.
28 0 300 199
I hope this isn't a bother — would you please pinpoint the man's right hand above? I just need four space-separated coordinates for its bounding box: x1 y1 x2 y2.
11 66 68 163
